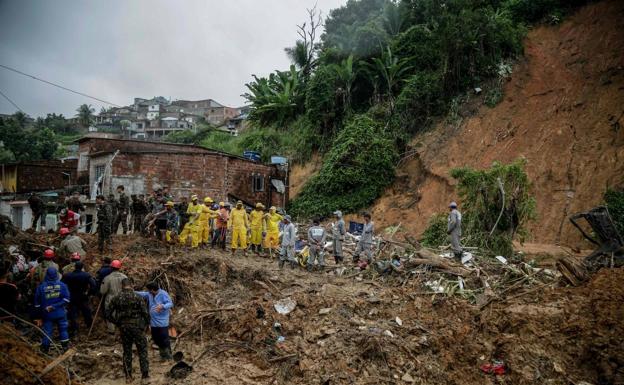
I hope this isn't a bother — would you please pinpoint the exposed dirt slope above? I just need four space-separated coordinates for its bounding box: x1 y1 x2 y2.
373 0 624 249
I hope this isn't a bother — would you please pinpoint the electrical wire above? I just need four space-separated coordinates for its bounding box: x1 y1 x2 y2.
0 63 121 107
0 87 24 112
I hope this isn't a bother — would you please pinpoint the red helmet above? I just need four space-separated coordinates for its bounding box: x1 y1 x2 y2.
70 252 81 261
44 249 55 259
60 228 70 236
111 260 122 269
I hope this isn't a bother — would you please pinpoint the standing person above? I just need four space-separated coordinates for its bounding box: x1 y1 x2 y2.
307 219 327 272
66 191 86 225
113 185 130 235
178 195 201 248
150 201 179 243
447 201 463 259
107 194 119 234
100 260 127 332
34 267 70 353
249 203 266 256
353 212 375 265
228 200 249 256
136 282 174 361
59 228 87 259
62 261 96 337
62 252 83 275
264 207 283 256
31 249 60 286
332 210 346 264
106 278 150 383
279 215 297 269
58 208 81 234
96 195 113 253
95 257 113 291
198 197 217 247
130 194 148 234
211 202 229 250
161 186 172 202
175 196 190 235
28 193 45 231
0 267 20 323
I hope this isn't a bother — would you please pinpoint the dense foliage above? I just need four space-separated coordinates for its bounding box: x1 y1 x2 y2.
449 159 536 256
420 213 449 248
0 113 62 162
604 189 624 238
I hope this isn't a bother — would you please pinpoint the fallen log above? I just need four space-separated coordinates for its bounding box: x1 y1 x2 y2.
404 248 472 276
40 348 76 378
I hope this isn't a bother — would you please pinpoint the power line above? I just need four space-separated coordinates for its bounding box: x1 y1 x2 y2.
0 87 24 113
0 63 122 107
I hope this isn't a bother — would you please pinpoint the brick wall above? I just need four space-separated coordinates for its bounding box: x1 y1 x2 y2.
109 152 288 208
16 160 78 193
78 137 211 156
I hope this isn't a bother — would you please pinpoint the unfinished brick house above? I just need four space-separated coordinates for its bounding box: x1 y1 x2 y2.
76 136 289 207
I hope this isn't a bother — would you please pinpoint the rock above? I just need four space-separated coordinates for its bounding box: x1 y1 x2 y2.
274 297 297 315
395 317 403 326
319 307 332 315
383 330 394 338
401 372 415 382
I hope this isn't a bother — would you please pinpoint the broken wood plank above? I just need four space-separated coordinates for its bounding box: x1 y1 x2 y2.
269 353 298 363
40 348 76 378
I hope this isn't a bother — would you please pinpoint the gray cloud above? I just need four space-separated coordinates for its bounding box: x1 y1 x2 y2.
0 0 345 117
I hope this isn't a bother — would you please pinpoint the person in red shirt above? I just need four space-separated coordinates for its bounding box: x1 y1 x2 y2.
211 201 229 250
59 208 80 233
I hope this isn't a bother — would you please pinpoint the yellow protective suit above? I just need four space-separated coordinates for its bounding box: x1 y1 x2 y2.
228 207 249 250
198 204 218 244
264 212 283 249
249 209 265 246
179 202 202 247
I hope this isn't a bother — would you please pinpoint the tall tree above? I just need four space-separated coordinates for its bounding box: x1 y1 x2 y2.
76 104 95 128
332 54 357 112
284 5 322 80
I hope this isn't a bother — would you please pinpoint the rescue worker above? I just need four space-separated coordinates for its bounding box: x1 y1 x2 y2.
100 260 127 332
279 215 297 269
95 257 113 291
211 202 229 250
0 267 20 323
150 201 179 243
62 261 96 337
106 278 150 383
178 195 202 248
108 194 119 232
198 197 218 247
228 200 249 256
249 203 266 255
176 196 190 234
59 208 80 234
353 212 375 265
332 210 346 264
136 281 174 361
34 267 70 353
58 227 87 259
96 195 113 253
113 185 130 235
32 249 60 286
62 252 82 275
447 201 463 259
130 194 148 234
264 206 283 255
28 192 45 230
307 219 327 271
66 191 86 224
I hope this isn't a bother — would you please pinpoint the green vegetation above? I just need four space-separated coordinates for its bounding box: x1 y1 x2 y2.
421 213 449 248
604 189 624 238
0 113 61 162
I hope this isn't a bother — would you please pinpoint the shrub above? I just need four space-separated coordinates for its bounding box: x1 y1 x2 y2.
289 114 398 218
394 71 445 134
421 213 449 248
604 189 624 238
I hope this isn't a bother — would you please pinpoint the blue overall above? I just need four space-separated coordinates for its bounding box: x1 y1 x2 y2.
34 267 70 348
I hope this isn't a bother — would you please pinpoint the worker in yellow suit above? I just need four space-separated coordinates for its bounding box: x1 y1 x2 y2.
264 206 283 256
199 197 218 246
228 200 249 256
178 195 202 247
249 203 266 256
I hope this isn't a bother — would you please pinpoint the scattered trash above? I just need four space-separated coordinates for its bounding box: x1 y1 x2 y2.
401 372 415 383
461 252 473 264
168 360 193 379
495 256 508 264
480 360 507 375
383 330 394 338
319 307 332 315
458 277 465 291
274 297 297 315
425 280 445 293
395 317 403 326
276 336 286 343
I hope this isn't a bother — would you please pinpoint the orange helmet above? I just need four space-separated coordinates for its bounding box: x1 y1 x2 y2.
44 249 55 259
111 260 122 269
70 252 81 261
60 228 70 236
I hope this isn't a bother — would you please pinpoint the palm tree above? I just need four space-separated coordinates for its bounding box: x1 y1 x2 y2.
364 47 412 107
332 54 357 112
76 104 95 128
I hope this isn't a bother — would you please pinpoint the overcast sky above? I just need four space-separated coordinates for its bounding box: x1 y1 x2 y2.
0 0 346 118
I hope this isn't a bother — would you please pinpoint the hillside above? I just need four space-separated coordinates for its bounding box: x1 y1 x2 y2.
372 0 624 249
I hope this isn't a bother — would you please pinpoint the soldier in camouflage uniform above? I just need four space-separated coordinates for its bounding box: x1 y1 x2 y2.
96 195 113 253
107 194 118 234
113 185 130 235
106 278 150 382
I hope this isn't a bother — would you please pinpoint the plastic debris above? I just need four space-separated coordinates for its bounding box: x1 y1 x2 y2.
319 308 332 315
274 297 297 315
495 256 508 264
383 330 394 338
461 252 473 264
425 280 445 293
480 360 507 375
395 317 403 326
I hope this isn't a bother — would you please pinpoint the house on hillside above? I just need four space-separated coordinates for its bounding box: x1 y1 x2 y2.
76 136 289 207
